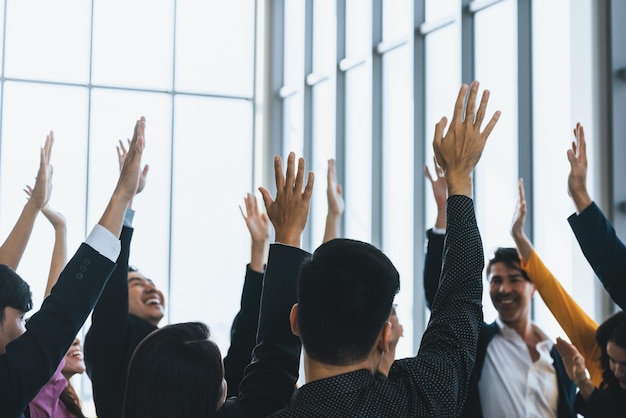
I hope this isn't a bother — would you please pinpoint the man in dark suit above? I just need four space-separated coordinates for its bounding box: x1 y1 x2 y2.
261 81 500 417
0 116 147 418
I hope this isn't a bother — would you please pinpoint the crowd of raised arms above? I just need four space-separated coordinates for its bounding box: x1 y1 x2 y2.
0 81 623 418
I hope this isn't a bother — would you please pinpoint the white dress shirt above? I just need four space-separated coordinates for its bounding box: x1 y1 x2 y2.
478 318 558 418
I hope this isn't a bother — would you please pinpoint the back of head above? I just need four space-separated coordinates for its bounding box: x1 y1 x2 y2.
297 238 400 366
596 311 626 391
122 322 224 418
487 247 530 281
0 264 32 323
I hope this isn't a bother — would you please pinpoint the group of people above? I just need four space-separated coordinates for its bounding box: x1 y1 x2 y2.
0 80 621 418
423 123 626 417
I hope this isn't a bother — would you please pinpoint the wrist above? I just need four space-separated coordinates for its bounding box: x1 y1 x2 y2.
446 174 472 198
274 229 302 248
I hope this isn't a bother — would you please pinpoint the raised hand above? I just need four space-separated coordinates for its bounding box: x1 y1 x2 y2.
24 186 66 230
424 156 447 229
117 138 149 196
432 81 501 197
259 152 314 248
28 131 54 210
98 116 146 237
567 123 592 213
241 193 269 272
323 158 344 243
511 178 527 240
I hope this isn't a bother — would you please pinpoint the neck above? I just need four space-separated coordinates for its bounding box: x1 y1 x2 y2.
302 350 380 384
501 314 535 341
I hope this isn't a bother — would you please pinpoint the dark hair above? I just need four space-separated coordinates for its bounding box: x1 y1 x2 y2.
297 238 400 365
597 311 626 393
59 383 86 418
122 322 224 418
486 247 531 282
0 264 33 323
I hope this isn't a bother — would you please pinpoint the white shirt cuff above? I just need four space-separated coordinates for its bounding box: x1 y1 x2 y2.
85 224 121 262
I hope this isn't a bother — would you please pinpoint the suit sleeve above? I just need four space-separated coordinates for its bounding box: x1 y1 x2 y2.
223 264 264 398
233 244 307 417
568 202 626 310
424 229 445 310
0 244 115 417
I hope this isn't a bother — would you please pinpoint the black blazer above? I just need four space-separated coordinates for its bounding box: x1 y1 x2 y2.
0 244 116 418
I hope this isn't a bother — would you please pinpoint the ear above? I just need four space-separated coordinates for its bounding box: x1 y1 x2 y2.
290 304 300 337
377 321 392 353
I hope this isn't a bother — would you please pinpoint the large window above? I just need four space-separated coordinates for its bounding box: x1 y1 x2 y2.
0 0 257 412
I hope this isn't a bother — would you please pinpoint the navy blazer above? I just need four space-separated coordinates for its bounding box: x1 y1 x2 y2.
0 244 115 418
568 202 626 310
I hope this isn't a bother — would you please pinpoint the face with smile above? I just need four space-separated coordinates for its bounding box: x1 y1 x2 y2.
62 338 85 380
0 306 27 354
488 261 534 327
128 271 165 327
607 341 626 390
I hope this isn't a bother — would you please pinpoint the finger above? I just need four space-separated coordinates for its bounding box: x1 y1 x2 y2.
518 178 525 203
433 156 443 175
480 111 501 140
294 156 306 193
142 164 150 177
432 117 448 168
252 194 260 215
46 131 54 163
273 155 285 192
450 84 468 126
578 124 587 159
474 89 490 128
284 152 296 191
118 139 128 155
464 81 479 125
303 171 315 201
336 183 342 196
244 193 253 216
258 187 274 212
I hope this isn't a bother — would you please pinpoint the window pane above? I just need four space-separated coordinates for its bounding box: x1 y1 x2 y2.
344 64 372 242
424 23 461 229
4 0 90 82
92 0 174 89
170 96 253 354
382 45 414 358
383 0 412 41
474 0 518 323
284 0 305 89
313 0 336 74
1 82 88 313
88 89 173 303
346 0 371 58
310 80 336 250
175 0 255 96
425 0 458 22
283 94 304 158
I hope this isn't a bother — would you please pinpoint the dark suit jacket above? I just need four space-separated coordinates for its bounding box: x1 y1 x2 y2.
223 265 264 398
218 243 305 418
0 244 116 418
424 229 576 418
84 226 156 418
568 202 626 310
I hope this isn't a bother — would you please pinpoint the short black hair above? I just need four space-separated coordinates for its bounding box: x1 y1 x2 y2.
596 310 626 393
297 238 400 366
122 322 224 418
486 247 531 282
0 264 33 324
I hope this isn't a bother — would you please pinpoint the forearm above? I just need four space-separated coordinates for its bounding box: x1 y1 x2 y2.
570 188 593 214
511 230 532 262
322 214 341 243
434 207 446 230
44 225 68 297
250 240 267 273
0 200 39 269
575 376 597 401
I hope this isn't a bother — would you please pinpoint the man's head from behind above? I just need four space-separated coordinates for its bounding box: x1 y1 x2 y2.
293 238 400 366
0 264 33 354
127 266 165 327
487 247 534 326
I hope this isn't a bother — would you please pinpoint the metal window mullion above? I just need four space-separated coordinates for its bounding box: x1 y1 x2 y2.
412 0 427 360
268 0 286 189
371 0 383 249
302 0 314 251
336 0 347 238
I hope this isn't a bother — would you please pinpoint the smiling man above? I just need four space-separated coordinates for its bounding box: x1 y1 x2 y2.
424 241 575 418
